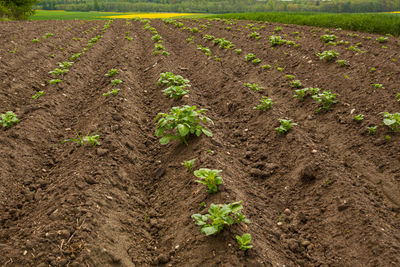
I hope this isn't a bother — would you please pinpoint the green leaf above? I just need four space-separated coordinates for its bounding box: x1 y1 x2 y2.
177 124 189 137
159 136 170 145
383 119 395 126
201 128 213 137
201 225 219 236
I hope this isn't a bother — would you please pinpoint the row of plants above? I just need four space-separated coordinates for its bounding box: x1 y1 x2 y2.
154 70 253 251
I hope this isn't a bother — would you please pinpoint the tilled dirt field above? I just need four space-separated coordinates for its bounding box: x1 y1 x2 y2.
0 18 399 266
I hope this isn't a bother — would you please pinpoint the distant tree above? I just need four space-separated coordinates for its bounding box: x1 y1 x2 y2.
0 0 39 19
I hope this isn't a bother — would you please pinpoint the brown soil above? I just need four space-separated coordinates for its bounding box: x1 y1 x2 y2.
0 18 399 267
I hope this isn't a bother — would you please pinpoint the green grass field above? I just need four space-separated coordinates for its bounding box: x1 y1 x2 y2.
207 12 400 36
29 10 204 20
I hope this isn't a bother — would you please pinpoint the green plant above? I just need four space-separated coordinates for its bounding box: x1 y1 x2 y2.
320 34 337 43
213 38 234 49
274 26 282 32
262 64 272 69
58 61 73 69
197 45 211 56
62 130 101 148
43 33 54 39
190 27 199 33
245 53 256 62
293 88 309 101
380 112 400 132
111 79 122 86
275 119 297 135
385 135 391 141
125 36 133 41
235 49 242 54
31 38 39 43
269 35 286 46
286 74 295 80
162 85 190 99
158 72 190 87
316 50 339 61
69 53 81 61
32 91 46 99
48 68 68 75
290 80 302 88
396 93 400 102
203 34 215 40
244 83 263 91
252 58 261 65
151 34 162 42
367 126 378 135
182 158 195 172
376 37 388 43
276 67 284 72
103 89 120 97
308 87 321 95
194 168 223 194
154 105 213 145
0 111 19 129
154 43 165 51
191 201 249 236
354 114 364 122
254 96 273 110
186 36 194 43
336 60 348 67
236 233 253 251
248 32 260 39
312 90 337 111
371 83 384 90
49 79 62 85
106 69 118 77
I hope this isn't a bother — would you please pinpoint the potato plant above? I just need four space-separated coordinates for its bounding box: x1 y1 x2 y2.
111 79 122 86
62 131 101 148
103 89 120 97
320 34 337 43
245 53 256 62
154 105 213 145
0 111 19 129
236 233 253 251
158 72 190 87
276 119 297 135
290 80 302 88
106 69 118 77
49 68 68 75
354 114 364 122
312 90 337 111
244 83 263 91
213 38 234 49
194 168 223 194
367 126 378 135
32 91 46 99
182 158 195 172
269 35 287 46
191 201 249 236
254 96 273 110
380 112 400 132
49 79 62 85
197 45 211 56
162 85 190 99
316 50 339 61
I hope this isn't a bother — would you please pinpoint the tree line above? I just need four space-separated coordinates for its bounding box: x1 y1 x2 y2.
36 0 400 13
1 0 39 19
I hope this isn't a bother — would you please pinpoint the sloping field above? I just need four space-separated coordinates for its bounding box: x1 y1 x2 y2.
0 18 399 266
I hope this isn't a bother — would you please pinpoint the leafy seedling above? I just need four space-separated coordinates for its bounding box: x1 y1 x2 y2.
151 34 162 42
286 74 295 80
49 68 68 75
396 93 400 102
32 91 46 99
158 72 190 87
191 201 249 236
236 233 253 251
312 90 337 111
43 33 53 39
290 80 302 88
371 84 384 90
182 159 195 172
320 34 337 43
293 88 309 101
194 168 223 194
262 64 272 69
269 35 287 46
244 83 263 91
380 112 400 132
254 96 273 110
316 50 339 61
111 79 122 86
367 126 378 135
154 105 213 145
354 114 364 122
336 60 348 67
62 130 101 148
376 37 388 43
162 85 190 99
252 58 261 65
31 38 39 43
245 53 256 62
103 89 120 97
275 119 297 135
0 111 19 129
235 49 242 54
106 69 118 77
49 79 62 85
58 61 73 69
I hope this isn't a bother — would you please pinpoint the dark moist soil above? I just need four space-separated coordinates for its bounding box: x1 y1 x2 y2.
0 18 399 267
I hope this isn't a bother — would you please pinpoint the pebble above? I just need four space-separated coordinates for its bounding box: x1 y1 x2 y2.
311 149 317 153
156 254 169 264
96 148 109 156
284 208 291 215
57 230 70 238
277 222 283 226
301 240 311 247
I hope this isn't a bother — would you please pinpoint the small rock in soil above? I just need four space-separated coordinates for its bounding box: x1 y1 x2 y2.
287 239 300 253
156 254 170 264
96 148 109 156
